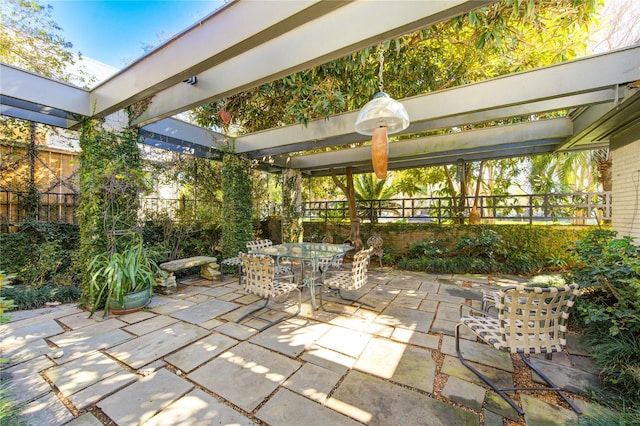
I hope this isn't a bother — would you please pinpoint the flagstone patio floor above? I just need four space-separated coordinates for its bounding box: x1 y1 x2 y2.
1 268 604 425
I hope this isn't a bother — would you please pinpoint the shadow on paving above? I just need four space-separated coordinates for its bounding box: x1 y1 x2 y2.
0 269 603 426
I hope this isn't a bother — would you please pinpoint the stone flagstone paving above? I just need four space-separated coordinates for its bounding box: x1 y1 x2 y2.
1 268 606 425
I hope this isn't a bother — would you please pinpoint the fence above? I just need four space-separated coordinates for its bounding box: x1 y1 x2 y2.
0 191 79 230
0 191 611 230
302 192 612 225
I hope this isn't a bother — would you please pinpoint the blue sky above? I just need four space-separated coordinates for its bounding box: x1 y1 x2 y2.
48 1 225 69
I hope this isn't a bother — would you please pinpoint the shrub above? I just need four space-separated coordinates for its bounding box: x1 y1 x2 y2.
565 229 640 336
400 228 543 275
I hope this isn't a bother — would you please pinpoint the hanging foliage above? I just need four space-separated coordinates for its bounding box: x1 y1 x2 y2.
220 153 253 258
77 118 147 306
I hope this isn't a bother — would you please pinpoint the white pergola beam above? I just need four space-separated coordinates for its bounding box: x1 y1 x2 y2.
130 0 494 127
289 118 573 172
235 45 640 155
90 0 351 118
0 64 90 116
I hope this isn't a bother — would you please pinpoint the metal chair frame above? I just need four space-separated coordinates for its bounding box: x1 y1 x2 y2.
366 234 384 267
455 284 581 416
319 247 374 314
236 252 301 331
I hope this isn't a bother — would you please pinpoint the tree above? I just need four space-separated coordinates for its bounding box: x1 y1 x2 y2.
1 0 85 221
190 0 601 237
1 0 82 82
353 173 399 223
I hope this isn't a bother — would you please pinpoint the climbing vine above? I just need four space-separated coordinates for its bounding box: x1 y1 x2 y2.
282 168 303 243
77 117 148 305
220 151 253 258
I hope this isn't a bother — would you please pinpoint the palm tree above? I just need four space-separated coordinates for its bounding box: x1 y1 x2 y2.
354 173 399 223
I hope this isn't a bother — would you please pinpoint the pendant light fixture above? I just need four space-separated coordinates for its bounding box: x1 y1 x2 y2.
354 48 409 179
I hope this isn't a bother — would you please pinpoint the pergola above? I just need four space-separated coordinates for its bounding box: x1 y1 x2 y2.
1 0 639 178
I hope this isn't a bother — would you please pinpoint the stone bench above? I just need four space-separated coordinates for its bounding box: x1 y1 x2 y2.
157 256 221 294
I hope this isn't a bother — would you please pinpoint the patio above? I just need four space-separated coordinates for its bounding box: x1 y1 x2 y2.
2 267 602 425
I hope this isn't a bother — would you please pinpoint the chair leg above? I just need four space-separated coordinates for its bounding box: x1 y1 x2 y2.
519 353 583 414
455 323 583 416
318 285 375 315
455 323 524 416
236 289 301 331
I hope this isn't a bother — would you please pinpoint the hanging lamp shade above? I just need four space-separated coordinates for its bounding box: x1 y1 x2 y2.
354 92 409 136
371 126 388 179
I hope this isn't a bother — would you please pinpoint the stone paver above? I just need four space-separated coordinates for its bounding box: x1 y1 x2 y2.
441 335 514 372
375 305 434 333
301 345 355 374
530 357 602 396
2 355 54 404
1 318 64 352
165 332 238 373
257 388 362 426
98 368 193 426
20 391 74 425
188 341 301 412
1 271 605 426
143 389 256 426
283 362 342 403
170 298 239 324
441 375 486 411
53 328 134 364
66 412 104 426
521 394 579 425
390 327 439 348
251 319 331 358
315 325 372 358
441 355 514 389
354 337 436 393
215 321 260 340
107 322 208 369
122 314 178 336
328 370 479 425
68 371 138 409
45 351 125 397
2 337 51 366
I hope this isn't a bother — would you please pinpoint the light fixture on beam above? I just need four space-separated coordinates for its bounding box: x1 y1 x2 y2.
354 49 409 179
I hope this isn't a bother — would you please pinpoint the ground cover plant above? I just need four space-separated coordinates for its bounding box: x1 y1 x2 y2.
565 229 640 424
399 228 542 275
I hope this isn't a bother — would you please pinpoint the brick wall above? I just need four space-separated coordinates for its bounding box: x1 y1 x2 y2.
611 124 640 241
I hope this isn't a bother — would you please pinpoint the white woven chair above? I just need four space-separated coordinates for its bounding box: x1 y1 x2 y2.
236 252 300 330
455 284 581 416
246 239 273 252
319 247 374 313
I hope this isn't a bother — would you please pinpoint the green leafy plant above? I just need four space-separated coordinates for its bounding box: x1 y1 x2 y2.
0 271 16 324
565 229 640 336
88 234 160 317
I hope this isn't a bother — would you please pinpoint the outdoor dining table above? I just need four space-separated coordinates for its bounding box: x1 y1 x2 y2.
251 242 353 309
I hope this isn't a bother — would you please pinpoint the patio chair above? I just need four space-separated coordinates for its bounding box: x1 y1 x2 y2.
366 234 384 267
236 252 301 331
246 239 273 252
319 247 375 313
455 284 581 416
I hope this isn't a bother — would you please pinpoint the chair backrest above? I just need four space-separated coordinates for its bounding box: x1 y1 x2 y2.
348 247 373 290
239 252 276 298
366 234 383 250
246 239 273 252
497 284 580 354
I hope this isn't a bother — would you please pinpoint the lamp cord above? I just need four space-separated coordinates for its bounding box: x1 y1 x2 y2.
378 49 384 92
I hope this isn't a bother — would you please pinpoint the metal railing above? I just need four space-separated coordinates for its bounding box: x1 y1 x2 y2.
1 190 611 230
302 192 612 225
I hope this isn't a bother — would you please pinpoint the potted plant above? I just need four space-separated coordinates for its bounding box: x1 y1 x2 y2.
88 234 160 317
